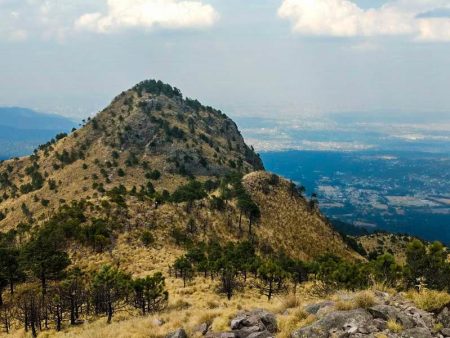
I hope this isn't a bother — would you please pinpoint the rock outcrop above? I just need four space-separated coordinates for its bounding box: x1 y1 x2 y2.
292 293 450 338
206 309 277 338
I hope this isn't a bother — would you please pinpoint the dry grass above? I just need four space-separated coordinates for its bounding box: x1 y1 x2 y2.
387 319 403 333
0 276 328 338
0 90 367 338
243 172 362 261
406 289 450 312
277 308 316 338
276 293 302 313
353 291 376 309
332 290 376 311
433 322 444 333
370 282 397 296
335 300 355 311
357 233 416 265
375 334 389 338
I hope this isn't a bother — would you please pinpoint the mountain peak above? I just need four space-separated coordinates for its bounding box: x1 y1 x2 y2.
79 79 263 176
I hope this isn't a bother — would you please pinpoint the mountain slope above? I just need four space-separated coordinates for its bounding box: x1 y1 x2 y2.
0 79 358 266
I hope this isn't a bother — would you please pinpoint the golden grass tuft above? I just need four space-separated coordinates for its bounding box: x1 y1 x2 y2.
433 322 444 333
406 289 450 312
335 300 355 311
375 334 389 338
353 290 376 309
277 309 315 338
276 293 302 313
387 319 403 333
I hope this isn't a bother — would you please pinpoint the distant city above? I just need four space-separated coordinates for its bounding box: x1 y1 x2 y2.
234 114 450 244
261 151 450 245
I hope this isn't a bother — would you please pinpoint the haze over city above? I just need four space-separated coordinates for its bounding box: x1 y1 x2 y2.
1 0 450 122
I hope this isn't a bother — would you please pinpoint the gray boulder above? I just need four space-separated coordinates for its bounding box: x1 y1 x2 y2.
166 328 188 338
205 333 237 338
438 307 450 328
208 310 277 338
441 327 450 336
197 322 211 335
231 309 277 334
291 309 373 338
304 301 335 316
246 332 274 338
368 305 415 329
400 327 433 338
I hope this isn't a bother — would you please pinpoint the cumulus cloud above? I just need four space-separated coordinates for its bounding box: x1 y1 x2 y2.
75 0 219 33
0 0 218 41
278 0 450 41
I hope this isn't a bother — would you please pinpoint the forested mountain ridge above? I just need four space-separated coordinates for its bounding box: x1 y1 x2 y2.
0 80 365 337
1 80 448 338
0 80 263 231
0 80 355 260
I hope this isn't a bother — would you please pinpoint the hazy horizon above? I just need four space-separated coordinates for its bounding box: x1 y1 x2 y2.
2 0 450 122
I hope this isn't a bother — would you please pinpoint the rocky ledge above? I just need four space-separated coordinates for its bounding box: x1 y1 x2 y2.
293 292 450 338
166 292 450 338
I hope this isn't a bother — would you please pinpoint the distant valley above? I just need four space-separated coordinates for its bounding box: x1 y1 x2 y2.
0 107 76 158
236 114 450 245
261 150 450 245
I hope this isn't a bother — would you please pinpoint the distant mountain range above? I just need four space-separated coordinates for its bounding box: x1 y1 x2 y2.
0 107 77 159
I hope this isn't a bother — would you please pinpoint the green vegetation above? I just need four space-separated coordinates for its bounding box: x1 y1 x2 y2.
0 213 167 336
133 79 182 98
171 237 450 302
19 163 44 194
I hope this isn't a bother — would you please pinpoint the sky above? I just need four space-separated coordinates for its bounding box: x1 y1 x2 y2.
1 0 450 121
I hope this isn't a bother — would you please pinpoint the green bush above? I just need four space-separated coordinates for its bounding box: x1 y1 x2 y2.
141 230 155 247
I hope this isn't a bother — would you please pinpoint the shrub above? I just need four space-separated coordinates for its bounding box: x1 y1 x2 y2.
131 273 168 315
141 230 155 247
210 196 225 211
117 168 125 177
171 180 206 204
146 170 161 180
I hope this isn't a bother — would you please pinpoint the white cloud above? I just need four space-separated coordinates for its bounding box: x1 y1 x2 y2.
278 0 450 42
75 0 219 33
0 0 218 41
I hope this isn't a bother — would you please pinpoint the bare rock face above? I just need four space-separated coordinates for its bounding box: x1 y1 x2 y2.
291 293 445 338
166 328 188 338
291 309 373 338
206 309 277 338
438 307 450 328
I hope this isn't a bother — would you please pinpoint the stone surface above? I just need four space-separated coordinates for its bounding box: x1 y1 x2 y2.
166 328 188 338
438 307 450 328
304 301 335 315
208 309 277 338
290 293 447 338
400 327 433 338
441 327 450 336
205 333 237 338
291 309 373 338
198 322 210 335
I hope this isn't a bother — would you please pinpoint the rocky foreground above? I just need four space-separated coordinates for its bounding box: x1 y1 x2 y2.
166 292 450 338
